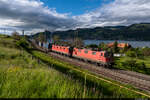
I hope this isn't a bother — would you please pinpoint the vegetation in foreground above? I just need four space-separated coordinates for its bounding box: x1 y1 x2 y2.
0 35 100 98
0 34 149 98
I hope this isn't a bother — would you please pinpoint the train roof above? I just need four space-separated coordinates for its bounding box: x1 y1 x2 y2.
74 48 107 52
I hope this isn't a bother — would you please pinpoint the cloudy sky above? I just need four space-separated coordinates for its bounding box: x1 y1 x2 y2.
0 0 150 34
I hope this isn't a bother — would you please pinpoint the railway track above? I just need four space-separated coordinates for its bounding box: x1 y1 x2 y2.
29 40 150 93
49 52 150 93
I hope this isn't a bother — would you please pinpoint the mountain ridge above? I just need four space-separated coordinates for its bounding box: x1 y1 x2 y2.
33 23 150 41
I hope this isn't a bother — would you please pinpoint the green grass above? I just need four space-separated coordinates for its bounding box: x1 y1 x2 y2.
0 35 149 98
1 66 103 98
115 56 150 75
0 35 102 98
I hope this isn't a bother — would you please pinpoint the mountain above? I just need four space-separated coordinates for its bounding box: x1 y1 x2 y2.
34 23 150 41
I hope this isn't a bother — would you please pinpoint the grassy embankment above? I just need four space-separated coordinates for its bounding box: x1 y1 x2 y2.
0 35 102 98
115 56 150 75
0 35 149 98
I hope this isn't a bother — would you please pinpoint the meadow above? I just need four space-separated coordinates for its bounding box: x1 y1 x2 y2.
0 35 100 98
115 56 150 75
0 35 149 98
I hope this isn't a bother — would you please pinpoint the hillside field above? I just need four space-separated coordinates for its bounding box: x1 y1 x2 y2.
0 35 149 98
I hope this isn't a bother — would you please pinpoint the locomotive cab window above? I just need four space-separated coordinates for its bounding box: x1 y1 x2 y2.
92 52 96 55
84 50 88 54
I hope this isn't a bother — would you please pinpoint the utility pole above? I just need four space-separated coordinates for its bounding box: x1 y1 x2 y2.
51 31 53 44
31 32 33 40
74 30 78 47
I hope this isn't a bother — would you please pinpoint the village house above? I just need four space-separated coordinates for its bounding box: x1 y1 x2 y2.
107 42 131 49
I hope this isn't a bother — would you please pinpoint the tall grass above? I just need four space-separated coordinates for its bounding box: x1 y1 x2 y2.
0 35 103 98
0 66 103 98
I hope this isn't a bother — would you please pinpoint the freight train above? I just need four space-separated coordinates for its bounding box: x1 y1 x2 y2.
35 41 114 67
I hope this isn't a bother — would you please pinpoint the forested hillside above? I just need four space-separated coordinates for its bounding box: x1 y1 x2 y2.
34 23 150 41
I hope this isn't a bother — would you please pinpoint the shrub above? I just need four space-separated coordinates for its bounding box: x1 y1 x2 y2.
142 47 150 56
86 44 98 50
0 52 5 59
126 50 136 57
123 59 137 70
98 42 108 51
121 59 149 74
16 38 29 49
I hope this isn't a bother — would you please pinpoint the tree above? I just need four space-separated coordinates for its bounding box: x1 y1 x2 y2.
122 59 137 71
134 48 142 58
53 35 60 44
126 50 136 57
16 38 29 56
123 43 128 53
12 31 20 40
86 44 98 49
38 33 47 43
140 62 146 70
98 42 108 51
73 37 84 48
113 41 119 53
142 47 150 56
16 38 29 49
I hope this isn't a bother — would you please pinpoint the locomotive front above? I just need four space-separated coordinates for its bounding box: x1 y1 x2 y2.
103 51 114 67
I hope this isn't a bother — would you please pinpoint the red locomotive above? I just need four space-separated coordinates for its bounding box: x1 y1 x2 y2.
51 45 114 67
52 45 73 57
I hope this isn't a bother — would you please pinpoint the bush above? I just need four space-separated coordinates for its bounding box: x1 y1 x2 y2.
0 52 5 59
126 50 136 57
16 38 29 49
126 48 143 58
86 44 98 49
121 59 137 70
142 47 150 56
121 59 149 74
98 42 108 51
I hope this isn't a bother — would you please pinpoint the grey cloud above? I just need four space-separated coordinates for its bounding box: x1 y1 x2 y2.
0 0 150 33
76 0 150 27
0 0 78 32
